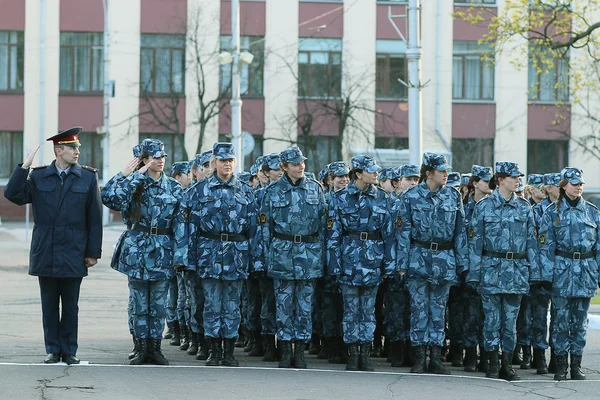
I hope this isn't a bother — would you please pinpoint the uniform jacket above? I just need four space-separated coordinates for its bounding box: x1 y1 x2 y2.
260 175 326 280
538 197 600 298
187 174 258 280
468 189 539 295
4 161 103 278
396 181 468 285
101 170 187 281
327 181 396 286
533 197 553 231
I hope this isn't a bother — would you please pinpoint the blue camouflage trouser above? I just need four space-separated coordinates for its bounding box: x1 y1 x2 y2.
167 272 188 326
312 278 323 336
128 277 168 339
186 271 204 334
245 277 261 332
128 293 134 333
463 289 483 348
340 284 377 344
384 276 410 342
202 279 242 339
530 286 550 349
447 285 465 344
517 294 531 346
260 276 277 335
321 278 343 337
551 296 590 356
166 275 178 324
273 279 314 342
407 279 451 346
481 293 521 352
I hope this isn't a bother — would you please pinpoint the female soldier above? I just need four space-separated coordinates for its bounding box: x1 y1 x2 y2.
187 142 258 367
467 162 542 381
327 155 396 372
396 152 468 375
538 167 600 381
102 138 187 365
259 147 326 369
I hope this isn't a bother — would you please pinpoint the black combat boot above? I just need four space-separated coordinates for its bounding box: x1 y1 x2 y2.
205 337 220 366
548 348 557 374
553 354 568 381
129 338 148 365
179 325 190 350
164 322 175 340
248 331 264 356
486 350 499 379
533 348 548 374
403 339 415 367
382 337 390 360
451 343 464 367
500 352 521 381
328 337 343 364
244 330 256 353
196 334 209 360
346 343 359 371
390 341 404 368
463 346 478 373
428 346 451 375
318 336 330 360
235 328 245 348
278 341 292 368
360 342 375 371
128 333 137 360
570 354 586 380
187 331 199 355
370 333 382 357
222 338 239 367
148 338 169 365
520 345 532 369
294 341 308 369
512 345 522 365
410 346 426 374
169 322 181 346
262 335 277 361
308 335 321 355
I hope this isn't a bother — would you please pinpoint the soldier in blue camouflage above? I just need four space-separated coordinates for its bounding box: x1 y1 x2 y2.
101 138 188 366
187 142 259 367
327 155 396 372
467 161 543 381
191 150 213 182
446 172 461 189
396 153 468 375
259 147 326 369
460 173 471 199
538 167 600 381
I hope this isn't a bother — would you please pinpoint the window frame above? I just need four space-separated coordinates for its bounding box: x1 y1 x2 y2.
140 34 186 96
375 53 408 100
452 41 495 102
59 32 104 94
528 48 570 103
219 35 265 98
298 50 342 99
527 139 568 174
0 131 23 180
0 31 24 92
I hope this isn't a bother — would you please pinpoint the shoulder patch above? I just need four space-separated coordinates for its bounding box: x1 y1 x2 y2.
183 207 190 221
468 227 475 239
327 218 334 230
81 165 98 173
32 165 47 170
397 217 403 228
259 213 268 225
539 234 546 246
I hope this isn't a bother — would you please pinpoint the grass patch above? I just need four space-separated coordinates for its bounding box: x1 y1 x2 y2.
592 294 600 305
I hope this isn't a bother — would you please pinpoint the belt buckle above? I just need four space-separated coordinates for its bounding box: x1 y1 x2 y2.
429 242 438 251
150 226 158 235
360 232 368 241
573 252 581 261
294 235 302 244
506 252 514 261
221 233 229 242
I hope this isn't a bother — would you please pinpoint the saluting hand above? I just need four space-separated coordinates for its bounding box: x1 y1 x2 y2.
138 159 155 175
122 158 141 177
22 144 41 169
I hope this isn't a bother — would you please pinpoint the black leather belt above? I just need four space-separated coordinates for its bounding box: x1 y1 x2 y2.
555 250 595 260
483 250 527 260
199 231 248 242
412 239 453 251
273 231 319 243
131 223 173 236
343 230 382 241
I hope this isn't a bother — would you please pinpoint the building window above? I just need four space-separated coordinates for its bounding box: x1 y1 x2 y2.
453 41 494 101
298 38 342 98
219 36 265 97
298 135 342 173
60 32 104 92
139 133 185 163
218 133 264 170
376 40 408 100
0 131 23 178
141 34 185 94
451 138 494 174
527 139 568 174
0 31 24 91
77 132 104 180
528 46 569 102
374 136 409 150
454 0 496 4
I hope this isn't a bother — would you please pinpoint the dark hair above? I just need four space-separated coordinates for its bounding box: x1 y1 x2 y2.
418 165 435 183
493 172 509 186
349 168 363 181
555 179 569 224
261 165 271 174
131 153 147 221
463 175 480 203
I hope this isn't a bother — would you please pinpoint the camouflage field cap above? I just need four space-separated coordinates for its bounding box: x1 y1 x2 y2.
199 150 213 165
447 172 461 188
213 142 235 160
171 161 192 175
400 164 420 178
140 138 167 158
132 144 142 158
423 152 451 171
561 167 585 185
517 177 524 192
472 165 493 181
263 153 281 170
495 161 523 177
461 173 472 185
238 171 251 183
318 164 331 181
543 173 561 187
351 155 381 174
280 146 308 164
527 174 544 188
378 168 395 181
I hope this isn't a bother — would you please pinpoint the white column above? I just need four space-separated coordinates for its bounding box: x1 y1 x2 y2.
263 0 298 154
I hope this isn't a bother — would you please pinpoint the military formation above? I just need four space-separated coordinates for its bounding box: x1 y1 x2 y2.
5 129 599 383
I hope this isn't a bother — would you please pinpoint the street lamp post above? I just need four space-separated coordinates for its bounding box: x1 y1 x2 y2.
102 0 110 225
231 0 243 173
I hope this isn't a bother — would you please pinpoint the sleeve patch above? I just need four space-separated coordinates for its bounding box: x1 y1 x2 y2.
183 207 190 221
468 228 475 239
539 234 546 246
259 213 268 225
327 219 334 230
397 217 402 228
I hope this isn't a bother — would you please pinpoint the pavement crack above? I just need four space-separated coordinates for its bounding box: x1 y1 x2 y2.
386 374 404 399
36 366 70 400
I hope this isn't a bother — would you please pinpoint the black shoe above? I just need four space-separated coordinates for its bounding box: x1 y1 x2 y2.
390 341 404 368
62 354 80 365
222 338 239 367
164 322 175 340
130 338 149 365
187 331 199 355
520 346 532 369
548 349 557 374
359 343 374 372
464 346 478 373
179 325 190 351
451 343 464 367
486 350 499 379
534 348 548 374
346 343 359 371
318 337 330 360
500 352 521 381
128 333 137 360
294 341 307 369
278 341 293 368
570 354 586 380
328 337 344 364
206 337 220 366
244 331 256 353
308 335 321 355
262 335 277 362
554 354 568 381
410 346 426 374
428 346 450 375
512 345 522 365
44 353 60 364
248 332 264 357
148 339 169 365
169 322 181 346
478 348 490 373
196 335 209 361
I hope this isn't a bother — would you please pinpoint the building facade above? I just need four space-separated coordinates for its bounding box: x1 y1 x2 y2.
1 0 599 220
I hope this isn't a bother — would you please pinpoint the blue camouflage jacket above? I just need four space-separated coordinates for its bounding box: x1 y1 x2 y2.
463 195 477 228
101 170 188 281
533 197 552 231
187 174 258 280
259 175 326 280
396 181 468 285
467 189 538 295
538 197 600 298
327 181 396 287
